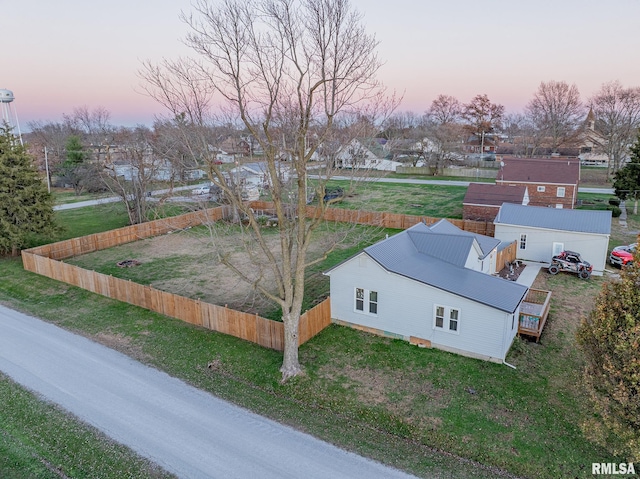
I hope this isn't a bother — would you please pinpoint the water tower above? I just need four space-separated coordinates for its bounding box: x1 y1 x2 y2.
0 88 23 145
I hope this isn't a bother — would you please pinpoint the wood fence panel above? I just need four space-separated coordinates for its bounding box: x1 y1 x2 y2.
298 297 332 346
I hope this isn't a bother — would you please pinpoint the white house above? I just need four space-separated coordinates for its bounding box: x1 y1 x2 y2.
324 221 529 363
494 203 612 275
334 139 402 172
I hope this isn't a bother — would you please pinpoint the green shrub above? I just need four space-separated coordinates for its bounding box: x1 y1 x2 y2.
608 197 621 207
608 205 622 217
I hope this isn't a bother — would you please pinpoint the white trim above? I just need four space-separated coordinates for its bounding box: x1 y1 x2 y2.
433 304 460 334
354 287 378 316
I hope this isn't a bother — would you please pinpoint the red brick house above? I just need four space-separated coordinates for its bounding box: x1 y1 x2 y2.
463 183 529 221
496 157 580 209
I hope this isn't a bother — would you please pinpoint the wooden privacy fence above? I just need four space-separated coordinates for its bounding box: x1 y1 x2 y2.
249 201 495 236
21 206 331 351
496 241 518 269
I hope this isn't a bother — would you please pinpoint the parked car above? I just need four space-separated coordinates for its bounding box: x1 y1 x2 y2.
192 185 210 195
548 250 593 279
323 187 344 202
609 243 637 267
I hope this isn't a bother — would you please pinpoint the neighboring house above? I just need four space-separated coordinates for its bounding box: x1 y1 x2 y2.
324 221 529 363
228 161 291 189
496 157 580 209
494 203 612 275
334 138 402 171
218 136 251 157
576 108 609 167
463 183 529 222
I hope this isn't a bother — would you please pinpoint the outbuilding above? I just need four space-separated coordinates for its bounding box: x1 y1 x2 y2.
493 203 612 275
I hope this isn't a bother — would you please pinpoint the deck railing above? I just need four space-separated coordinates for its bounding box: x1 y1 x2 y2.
518 288 552 341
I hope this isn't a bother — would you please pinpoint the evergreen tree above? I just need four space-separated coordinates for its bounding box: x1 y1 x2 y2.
577 249 640 460
61 135 90 195
613 134 640 214
0 125 58 255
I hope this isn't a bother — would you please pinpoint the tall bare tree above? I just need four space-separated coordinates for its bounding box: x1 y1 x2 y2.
590 81 640 175
419 95 465 173
461 94 504 158
101 126 160 225
141 0 390 380
525 80 584 154
429 94 462 125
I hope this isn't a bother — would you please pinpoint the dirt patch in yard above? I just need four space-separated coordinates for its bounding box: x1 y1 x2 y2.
67 222 364 315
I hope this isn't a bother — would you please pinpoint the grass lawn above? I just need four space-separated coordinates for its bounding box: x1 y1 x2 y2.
0 201 625 478
0 372 175 479
323 180 467 218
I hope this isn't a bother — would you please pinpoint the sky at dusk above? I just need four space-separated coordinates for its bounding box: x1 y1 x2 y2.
4 0 640 130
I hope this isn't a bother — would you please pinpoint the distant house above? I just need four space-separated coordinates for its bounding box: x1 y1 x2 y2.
218 136 251 157
494 203 611 275
496 157 580 209
576 108 609 167
463 183 529 222
324 221 528 362
334 139 402 171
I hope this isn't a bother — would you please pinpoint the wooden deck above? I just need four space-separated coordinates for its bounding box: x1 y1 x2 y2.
518 288 551 341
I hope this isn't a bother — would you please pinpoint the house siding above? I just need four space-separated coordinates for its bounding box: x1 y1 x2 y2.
496 181 576 209
463 204 501 222
327 254 518 361
494 224 609 274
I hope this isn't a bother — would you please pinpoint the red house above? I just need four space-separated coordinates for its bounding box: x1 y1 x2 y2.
496 157 580 209
463 183 529 221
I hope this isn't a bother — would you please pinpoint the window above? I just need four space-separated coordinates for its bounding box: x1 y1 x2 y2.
369 291 378 314
519 234 527 250
537 185 546 192
434 305 460 333
355 287 378 315
435 306 444 328
355 288 364 311
449 309 459 331
557 187 565 198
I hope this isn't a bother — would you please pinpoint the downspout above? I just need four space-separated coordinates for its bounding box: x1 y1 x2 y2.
501 313 517 370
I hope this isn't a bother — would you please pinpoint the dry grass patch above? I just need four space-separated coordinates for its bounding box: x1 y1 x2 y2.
66 221 377 316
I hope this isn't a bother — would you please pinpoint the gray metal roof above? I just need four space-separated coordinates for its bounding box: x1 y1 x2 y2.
429 219 501 259
362 223 528 313
494 203 612 235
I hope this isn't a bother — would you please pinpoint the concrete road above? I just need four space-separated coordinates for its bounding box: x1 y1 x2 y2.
0 305 417 479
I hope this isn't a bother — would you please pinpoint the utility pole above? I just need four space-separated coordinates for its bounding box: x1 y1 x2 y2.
44 146 51 193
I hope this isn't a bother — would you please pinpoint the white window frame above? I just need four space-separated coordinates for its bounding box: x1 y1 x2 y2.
433 304 460 334
557 186 565 198
537 185 546 192
354 287 378 316
519 234 527 250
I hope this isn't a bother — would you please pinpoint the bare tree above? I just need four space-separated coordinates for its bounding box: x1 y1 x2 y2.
101 126 160 225
525 80 584 154
429 94 462 125
589 81 640 175
141 0 391 380
461 94 504 158
501 113 540 157
419 95 465 173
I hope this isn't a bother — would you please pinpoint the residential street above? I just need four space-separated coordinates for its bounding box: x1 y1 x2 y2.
0 305 417 479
